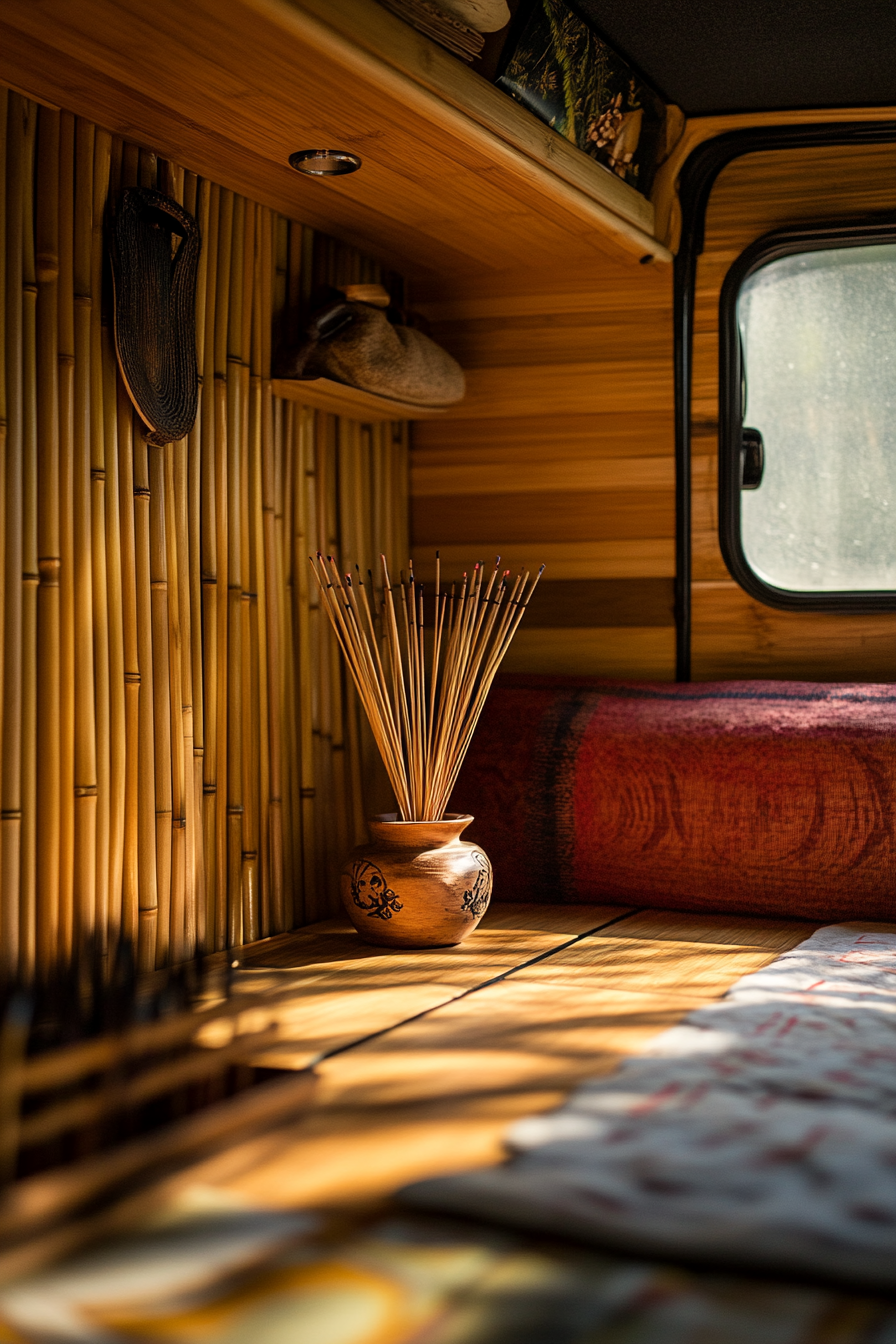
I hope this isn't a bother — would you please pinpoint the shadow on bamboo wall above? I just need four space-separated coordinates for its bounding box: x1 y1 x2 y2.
0 89 409 980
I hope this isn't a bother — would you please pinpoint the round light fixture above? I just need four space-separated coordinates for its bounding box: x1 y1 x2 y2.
288 149 362 177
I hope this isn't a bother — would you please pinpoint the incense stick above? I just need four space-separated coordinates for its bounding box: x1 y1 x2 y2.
310 553 543 822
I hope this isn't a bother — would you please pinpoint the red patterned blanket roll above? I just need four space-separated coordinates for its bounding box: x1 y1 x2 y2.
450 678 896 921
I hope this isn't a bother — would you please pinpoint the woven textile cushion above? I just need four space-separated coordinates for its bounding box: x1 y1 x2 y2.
451 678 896 921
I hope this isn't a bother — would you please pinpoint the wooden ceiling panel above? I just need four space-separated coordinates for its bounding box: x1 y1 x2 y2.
0 0 667 288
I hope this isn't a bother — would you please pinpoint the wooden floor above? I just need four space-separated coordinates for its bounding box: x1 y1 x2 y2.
10 902 896 1344
188 901 820 1212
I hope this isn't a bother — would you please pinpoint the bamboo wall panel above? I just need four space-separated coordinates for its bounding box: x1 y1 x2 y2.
412 267 677 680
0 91 409 981
692 143 896 679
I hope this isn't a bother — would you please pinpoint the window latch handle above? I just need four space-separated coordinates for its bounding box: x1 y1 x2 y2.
741 427 764 489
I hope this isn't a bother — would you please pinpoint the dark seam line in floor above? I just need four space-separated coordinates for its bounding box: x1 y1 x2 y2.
308 906 645 1068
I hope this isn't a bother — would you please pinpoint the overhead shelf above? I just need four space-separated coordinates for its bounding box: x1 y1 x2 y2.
0 0 671 294
272 377 451 420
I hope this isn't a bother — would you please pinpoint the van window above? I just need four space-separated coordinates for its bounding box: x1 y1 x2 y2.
734 242 896 596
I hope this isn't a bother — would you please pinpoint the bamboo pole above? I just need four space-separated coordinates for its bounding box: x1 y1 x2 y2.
214 188 233 949
0 92 7 968
260 211 283 933
35 106 62 977
114 339 141 952
90 128 115 953
126 384 159 971
255 208 274 939
239 200 259 943
200 182 221 951
73 116 98 953
225 194 244 949
19 96 38 982
2 93 26 979
293 405 316 925
272 394 296 926
57 110 77 963
187 173 209 952
147 440 173 967
162 436 187 963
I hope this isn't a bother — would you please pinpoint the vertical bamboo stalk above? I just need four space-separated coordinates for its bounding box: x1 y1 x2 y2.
73 116 98 952
271 394 296 926
293 405 317 922
35 107 61 977
90 129 115 952
137 148 156 190
163 436 188 962
260 213 284 933
124 383 158 970
200 182 221 950
225 194 244 949
0 90 7 960
57 110 77 963
147 441 173 967
19 97 38 982
120 140 139 191
186 172 208 952
170 430 194 956
239 200 259 943
214 189 233 949
2 92 24 978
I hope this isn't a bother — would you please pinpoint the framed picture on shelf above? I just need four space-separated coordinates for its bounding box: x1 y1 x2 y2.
495 0 665 194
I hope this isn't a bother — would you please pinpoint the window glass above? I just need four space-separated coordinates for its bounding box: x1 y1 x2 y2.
738 243 896 591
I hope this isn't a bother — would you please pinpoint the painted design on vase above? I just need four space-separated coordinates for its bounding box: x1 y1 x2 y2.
461 851 492 918
349 859 403 920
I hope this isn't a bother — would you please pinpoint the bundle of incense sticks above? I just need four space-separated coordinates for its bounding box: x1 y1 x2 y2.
311 554 544 822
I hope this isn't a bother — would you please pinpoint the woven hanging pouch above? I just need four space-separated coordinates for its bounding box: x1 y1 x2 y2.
109 187 201 445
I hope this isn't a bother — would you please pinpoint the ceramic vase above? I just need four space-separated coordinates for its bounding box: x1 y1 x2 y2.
340 813 492 948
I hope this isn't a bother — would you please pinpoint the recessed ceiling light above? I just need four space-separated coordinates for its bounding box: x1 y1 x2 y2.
288 149 362 177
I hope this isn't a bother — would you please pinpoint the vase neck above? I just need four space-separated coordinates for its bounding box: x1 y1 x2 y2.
368 813 473 849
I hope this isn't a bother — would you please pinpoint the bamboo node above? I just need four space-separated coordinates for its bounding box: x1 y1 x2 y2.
74 785 99 797
1 811 23 822
38 557 62 586
90 468 106 482
134 486 151 499
36 252 60 282
22 572 40 587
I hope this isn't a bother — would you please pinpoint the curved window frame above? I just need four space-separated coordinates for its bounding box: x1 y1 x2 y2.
719 217 896 614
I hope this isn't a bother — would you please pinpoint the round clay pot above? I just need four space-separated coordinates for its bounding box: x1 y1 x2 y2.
340 813 492 948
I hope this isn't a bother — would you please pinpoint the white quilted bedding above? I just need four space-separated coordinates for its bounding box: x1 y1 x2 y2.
402 924 896 1289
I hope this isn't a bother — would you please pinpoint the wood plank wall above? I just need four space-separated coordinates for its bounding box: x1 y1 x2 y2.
412 266 678 680
693 142 896 679
412 141 896 683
